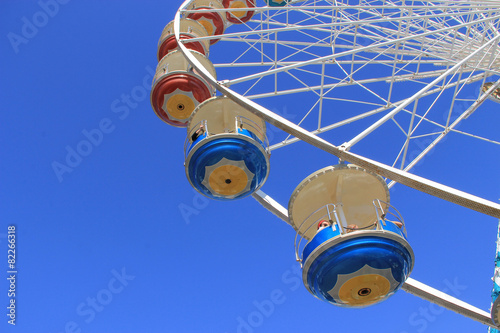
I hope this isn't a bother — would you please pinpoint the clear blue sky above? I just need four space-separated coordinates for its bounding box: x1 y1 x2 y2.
1 1 500 332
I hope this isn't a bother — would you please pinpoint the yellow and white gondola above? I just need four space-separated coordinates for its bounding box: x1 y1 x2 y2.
184 96 270 200
290 164 414 307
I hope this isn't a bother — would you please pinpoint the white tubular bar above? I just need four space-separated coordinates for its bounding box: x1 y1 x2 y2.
402 278 498 329
211 12 500 86
252 190 291 225
388 78 500 189
343 33 500 150
267 72 487 151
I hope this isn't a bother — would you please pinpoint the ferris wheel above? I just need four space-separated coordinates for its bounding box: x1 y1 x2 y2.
151 0 500 330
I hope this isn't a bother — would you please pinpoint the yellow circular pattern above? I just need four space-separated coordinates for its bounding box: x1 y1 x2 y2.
166 94 196 120
338 274 391 306
229 1 247 18
199 20 215 36
208 164 248 196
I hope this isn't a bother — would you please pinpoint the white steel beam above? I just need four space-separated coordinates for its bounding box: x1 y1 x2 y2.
213 12 500 86
242 69 484 100
342 34 500 150
387 78 500 188
402 278 497 329
252 190 291 225
265 72 485 151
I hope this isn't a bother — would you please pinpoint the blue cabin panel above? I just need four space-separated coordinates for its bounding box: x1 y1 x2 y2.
186 135 269 200
303 233 413 308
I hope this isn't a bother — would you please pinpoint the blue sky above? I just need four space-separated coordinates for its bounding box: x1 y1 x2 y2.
2 1 500 332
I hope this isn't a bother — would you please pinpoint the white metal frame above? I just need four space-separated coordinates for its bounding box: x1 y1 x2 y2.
174 0 500 328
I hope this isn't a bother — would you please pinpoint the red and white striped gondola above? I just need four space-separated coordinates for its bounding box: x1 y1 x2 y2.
185 0 227 45
157 18 210 61
151 49 216 127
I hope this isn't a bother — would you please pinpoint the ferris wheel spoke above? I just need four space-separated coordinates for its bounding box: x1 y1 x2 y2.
343 33 500 151
233 65 459 100
387 78 500 188
335 5 500 65
218 12 500 88
402 278 496 329
275 35 338 63
269 106 395 151
449 128 500 146
265 75 486 154
341 2 497 37
252 189 291 225
216 38 334 48
187 4 500 82
402 69 470 136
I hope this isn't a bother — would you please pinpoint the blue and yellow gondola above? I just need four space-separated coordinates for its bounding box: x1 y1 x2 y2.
264 0 289 7
290 164 414 307
184 96 270 200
